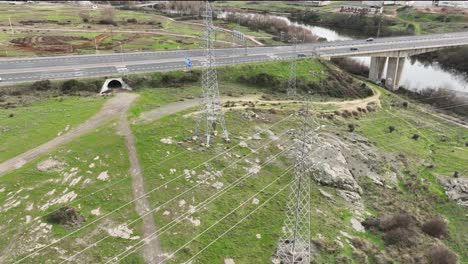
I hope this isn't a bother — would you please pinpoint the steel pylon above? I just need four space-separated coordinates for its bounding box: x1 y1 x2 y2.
276 96 320 264
194 1 229 146
286 38 298 98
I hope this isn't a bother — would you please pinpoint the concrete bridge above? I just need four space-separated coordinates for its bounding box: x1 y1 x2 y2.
1 31 468 89
309 31 468 90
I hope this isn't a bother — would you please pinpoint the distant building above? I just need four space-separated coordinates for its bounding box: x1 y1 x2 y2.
343 2 383 15
306 1 331 6
434 1 468 8
362 1 384 6
363 1 415 6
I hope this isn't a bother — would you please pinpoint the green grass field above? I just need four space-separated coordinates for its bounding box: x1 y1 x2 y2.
0 124 143 263
0 96 107 163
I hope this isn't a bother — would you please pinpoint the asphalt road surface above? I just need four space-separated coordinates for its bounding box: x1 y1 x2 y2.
1 31 468 84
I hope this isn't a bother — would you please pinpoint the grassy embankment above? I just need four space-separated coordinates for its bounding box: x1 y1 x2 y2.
354 86 468 262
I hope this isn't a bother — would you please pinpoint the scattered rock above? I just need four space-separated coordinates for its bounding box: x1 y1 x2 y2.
256 234 261 239
252 198 259 205
224 259 235 264
439 177 468 207
350 218 365 232
319 188 334 201
239 141 248 148
37 159 64 172
91 208 101 216
241 110 258 120
186 216 201 226
339 231 353 239
179 199 186 207
97 171 110 181
211 181 224 190
89 163 95 168
160 137 173 144
107 224 139 240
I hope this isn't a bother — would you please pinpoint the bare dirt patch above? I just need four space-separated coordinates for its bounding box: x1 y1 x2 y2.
11 35 90 53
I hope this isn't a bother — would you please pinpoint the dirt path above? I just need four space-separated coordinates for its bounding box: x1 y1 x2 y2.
137 96 262 123
118 115 162 264
138 91 383 123
0 93 138 176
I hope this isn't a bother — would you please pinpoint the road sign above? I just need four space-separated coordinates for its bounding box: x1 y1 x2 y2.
185 57 192 69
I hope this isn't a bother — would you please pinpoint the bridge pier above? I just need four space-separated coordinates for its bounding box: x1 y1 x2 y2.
369 57 386 82
385 57 405 91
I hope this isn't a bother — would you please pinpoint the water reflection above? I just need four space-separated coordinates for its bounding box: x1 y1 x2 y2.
288 17 468 93
218 11 468 94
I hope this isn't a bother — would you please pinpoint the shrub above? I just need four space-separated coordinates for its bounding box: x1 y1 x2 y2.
127 18 137 23
8 113 14 118
46 206 85 227
379 213 414 231
427 244 458 264
453 171 459 178
389 126 395 133
31 80 53 91
362 217 380 231
402 101 409 108
341 110 351 118
98 19 117 26
412 134 420 140
383 227 413 246
348 123 355 132
331 57 369 77
422 217 447 239
60 79 82 94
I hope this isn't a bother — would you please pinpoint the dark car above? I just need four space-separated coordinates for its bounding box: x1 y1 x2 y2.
297 53 307 58
350 47 359 51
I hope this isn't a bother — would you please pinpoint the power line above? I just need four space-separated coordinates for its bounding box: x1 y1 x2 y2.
102 138 303 263
158 165 295 263
8 114 294 235
60 128 299 263
15 117 293 263
157 143 327 264
183 182 292 263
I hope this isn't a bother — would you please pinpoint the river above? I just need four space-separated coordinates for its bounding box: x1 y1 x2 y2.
278 16 468 94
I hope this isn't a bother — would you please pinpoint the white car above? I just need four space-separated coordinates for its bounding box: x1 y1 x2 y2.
366 38 374 42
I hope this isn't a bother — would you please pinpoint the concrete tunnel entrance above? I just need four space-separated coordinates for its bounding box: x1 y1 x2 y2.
100 78 131 94
108 80 123 89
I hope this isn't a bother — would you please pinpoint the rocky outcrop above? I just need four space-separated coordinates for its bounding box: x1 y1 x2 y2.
439 177 468 207
290 131 402 214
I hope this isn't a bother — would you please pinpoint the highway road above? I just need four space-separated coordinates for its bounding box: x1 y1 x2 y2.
1 31 468 84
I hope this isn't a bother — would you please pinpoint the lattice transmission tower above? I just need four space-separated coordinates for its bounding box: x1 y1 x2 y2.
193 1 229 146
276 97 319 264
287 37 298 98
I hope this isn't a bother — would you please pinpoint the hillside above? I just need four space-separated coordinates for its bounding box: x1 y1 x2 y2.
0 58 466 263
